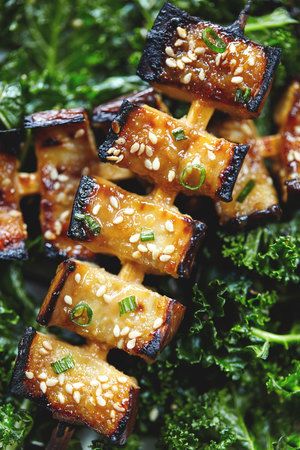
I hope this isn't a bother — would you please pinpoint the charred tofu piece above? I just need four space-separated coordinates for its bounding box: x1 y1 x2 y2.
37 259 185 362
0 129 27 259
214 119 280 228
137 2 281 118
25 109 98 260
68 176 206 278
275 82 300 199
99 102 248 202
10 328 139 445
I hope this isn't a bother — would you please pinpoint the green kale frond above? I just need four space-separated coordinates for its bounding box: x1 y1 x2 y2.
0 403 33 449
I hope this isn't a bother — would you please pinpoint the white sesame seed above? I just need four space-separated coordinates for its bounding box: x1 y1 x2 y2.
58 393 65 404
38 372 47 379
75 273 81 284
208 150 216 160
138 244 148 253
107 155 119 161
147 243 157 252
25 371 34 379
40 382 47 394
187 50 197 61
177 59 185 70
97 396 106 407
130 142 140 153
144 159 153 170
230 58 237 67
65 383 73 394
104 391 113 398
58 374 65 385
182 56 192 64
103 294 112 303
146 145 154 157
177 26 187 38
114 403 126 412
129 330 142 339
198 68 205 81
152 157 160 171
44 230 56 241
39 348 49 355
195 47 205 54
109 196 119 209
149 131 158 145
168 170 176 182
53 181 60 190
138 143 145 155
43 340 53 351
96 285 106 297
165 46 175 57
166 57 177 68
120 326 130 336
96 386 102 396
99 375 109 383
116 137 126 145
73 391 81 403
49 167 58 181
129 233 140 243
248 56 255 66
73 382 84 389
132 250 141 259
163 245 175 254
118 376 128 384
46 378 58 387
9 210 20 217
127 339 136 350
153 318 163 329
117 339 124 349
149 407 159 421
113 324 120 338
234 66 243 75
74 128 85 139
215 53 222 66
231 76 243 84
92 204 100 215
64 295 72 305
160 254 171 262
112 385 118 392
91 379 99 387
175 39 184 47
58 174 69 182
181 72 192 84
89 396 96 405
165 220 174 233
53 220 62 236
113 215 124 224
123 207 134 215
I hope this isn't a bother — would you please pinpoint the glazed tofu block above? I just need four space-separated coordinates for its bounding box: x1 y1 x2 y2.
0 129 27 259
214 119 280 228
275 82 300 199
68 176 206 278
37 259 185 362
25 109 98 259
99 102 248 202
137 2 281 118
10 328 139 445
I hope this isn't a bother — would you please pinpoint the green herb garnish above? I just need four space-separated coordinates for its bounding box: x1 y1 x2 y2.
51 354 75 374
179 163 206 191
235 87 251 104
70 302 93 326
140 229 155 242
74 213 101 236
172 128 187 141
237 179 256 203
202 27 226 53
119 296 137 316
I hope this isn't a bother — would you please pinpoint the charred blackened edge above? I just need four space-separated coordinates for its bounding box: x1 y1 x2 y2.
0 128 23 156
223 204 282 230
0 240 28 261
37 259 76 326
139 299 185 361
43 241 95 262
44 241 67 260
68 175 99 241
109 387 140 445
24 108 86 129
98 100 138 162
177 219 207 278
217 144 249 202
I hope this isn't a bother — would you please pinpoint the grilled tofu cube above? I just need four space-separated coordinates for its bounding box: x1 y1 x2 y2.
68 176 206 278
137 2 281 118
10 328 139 445
25 109 99 259
0 129 27 259
99 102 248 202
275 81 300 199
37 259 185 362
214 119 280 228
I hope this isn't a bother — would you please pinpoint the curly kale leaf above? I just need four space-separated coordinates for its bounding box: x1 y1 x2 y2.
90 434 141 450
221 213 300 283
0 403 33 449
267 361 300 398
0 82 23 129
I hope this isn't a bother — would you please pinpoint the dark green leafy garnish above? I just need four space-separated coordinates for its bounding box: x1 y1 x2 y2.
74 213 101 236
237 179 256 203
202 27 226 53
235 87 251 104
140 229 155 242
172 128 187 141
179 164 206 191
51 354 75 374
119 296 137 316
70 302 93 326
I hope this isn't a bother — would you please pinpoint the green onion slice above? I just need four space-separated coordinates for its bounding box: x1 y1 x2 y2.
237 179 256 203
70 302 93 326
235 87 251 104
172 128 187 141
74 213 101 236
202 27 226 53
119 296 137 316
51 354 75 374
179 163 206 191
140 229 155 242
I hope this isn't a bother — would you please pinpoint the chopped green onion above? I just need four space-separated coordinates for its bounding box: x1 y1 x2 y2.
51 354 75 374
237 180 256 203
202 27 226 53
140 229 155 242
119 296 137 316
74 213 101 236
179 163 206 191
172 128 187 141
70 302 93 326
235 87 251 104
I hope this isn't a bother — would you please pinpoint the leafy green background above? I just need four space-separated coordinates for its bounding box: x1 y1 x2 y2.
0 0 299 448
